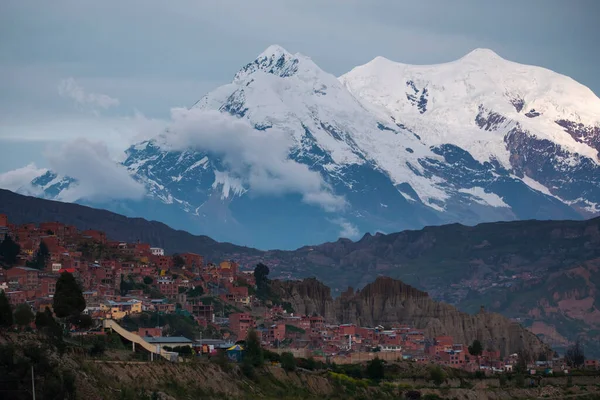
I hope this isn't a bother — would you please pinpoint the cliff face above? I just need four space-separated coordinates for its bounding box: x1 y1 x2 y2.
273 277 549 357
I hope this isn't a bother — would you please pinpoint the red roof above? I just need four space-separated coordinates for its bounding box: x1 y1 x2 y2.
58 268 76 274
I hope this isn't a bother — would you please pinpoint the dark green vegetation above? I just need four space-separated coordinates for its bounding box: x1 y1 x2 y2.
120 311 220 340
0 291 13 328
53 272 86 320
0 235 20 266
26 241 50 270
0 341 76 400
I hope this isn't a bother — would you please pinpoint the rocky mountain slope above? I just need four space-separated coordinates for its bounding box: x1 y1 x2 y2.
265 217 600 357
273 277 550 357
18 46 600 249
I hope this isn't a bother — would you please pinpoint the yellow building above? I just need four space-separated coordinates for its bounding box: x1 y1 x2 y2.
101 300 142 320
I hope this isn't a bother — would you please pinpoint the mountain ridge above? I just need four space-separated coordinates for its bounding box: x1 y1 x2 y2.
14 45 600 249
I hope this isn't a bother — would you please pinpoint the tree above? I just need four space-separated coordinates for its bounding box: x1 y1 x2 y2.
565 339 585 368
28 241 50 270
244 329 264 367
468 339 483 357
72 313 93 329
0 236 20 266
254 263 270 283
53 272 86 319
366 357 385 380
35 307 63 345
143 276 153 285
468 339 483 370
429 365 446 386
187 286 204 297
173 254 185 269
0 290 13 328
254 263 270 300
281 352 296 372
89 340 106 357
13 303 34 328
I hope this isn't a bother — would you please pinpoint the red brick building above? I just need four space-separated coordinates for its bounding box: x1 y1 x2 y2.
229 313 255 339
6 266 39 290
180 253 204 270
5 290 27 305
82 230 107 244
268 323 286 343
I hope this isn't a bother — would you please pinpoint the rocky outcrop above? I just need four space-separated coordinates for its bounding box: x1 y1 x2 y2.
273 277 550 357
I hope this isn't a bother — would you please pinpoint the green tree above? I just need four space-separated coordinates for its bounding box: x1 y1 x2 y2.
0 236 20 266
366 357 385 380
187 286 204 297
281 352 296 371
0 290 13 328
244 329 264 367
429 365 446 386
254 263 270 300
173 254 185 269
143 276 153 285
13 303 34 328
565 339 585 368
53 272 86 319
468 339 483 357
468 339 483 370
28 241 50 270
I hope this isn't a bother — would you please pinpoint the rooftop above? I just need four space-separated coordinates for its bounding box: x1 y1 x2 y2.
144 337 192 344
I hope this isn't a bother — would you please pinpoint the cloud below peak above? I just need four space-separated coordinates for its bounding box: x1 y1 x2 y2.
46 139 145 202
159 108 346 212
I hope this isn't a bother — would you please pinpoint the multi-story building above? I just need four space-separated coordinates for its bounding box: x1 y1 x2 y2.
6 266 39 290
150 247 164 256
229 313 255 339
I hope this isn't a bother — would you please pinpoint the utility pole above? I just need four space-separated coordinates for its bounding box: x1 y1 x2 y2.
31 366 35 400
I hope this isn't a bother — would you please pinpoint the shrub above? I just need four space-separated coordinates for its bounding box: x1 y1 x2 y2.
429 365 446 386
499 374 507 387
281 352 296 372
514 374 525 388
365 357 385 381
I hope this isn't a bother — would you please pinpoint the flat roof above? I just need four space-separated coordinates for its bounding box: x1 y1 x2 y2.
144 337 192 344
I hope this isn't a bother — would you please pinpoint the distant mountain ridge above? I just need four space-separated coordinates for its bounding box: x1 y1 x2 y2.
16 46 600 249
0 189 258 261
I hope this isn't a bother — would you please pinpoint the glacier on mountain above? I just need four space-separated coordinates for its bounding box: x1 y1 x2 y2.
21 45 600 249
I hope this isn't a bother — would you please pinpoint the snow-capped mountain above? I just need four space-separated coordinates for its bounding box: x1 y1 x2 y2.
25 46 600 249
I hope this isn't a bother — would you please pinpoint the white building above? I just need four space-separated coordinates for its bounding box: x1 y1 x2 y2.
150 247 164 256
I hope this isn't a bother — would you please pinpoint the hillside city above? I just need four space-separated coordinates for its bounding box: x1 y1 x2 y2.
0 213 597 374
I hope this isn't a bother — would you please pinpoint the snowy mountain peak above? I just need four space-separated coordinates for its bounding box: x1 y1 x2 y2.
459 48 504 63
258 44 292 60
20 47 600 249
235 44 303 81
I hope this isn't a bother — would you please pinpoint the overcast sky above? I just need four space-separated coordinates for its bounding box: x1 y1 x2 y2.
0 0 598 175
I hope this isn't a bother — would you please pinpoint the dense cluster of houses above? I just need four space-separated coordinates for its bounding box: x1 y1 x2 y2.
1 214 598 371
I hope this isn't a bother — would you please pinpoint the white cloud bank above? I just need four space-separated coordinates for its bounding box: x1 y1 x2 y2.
0 163 47 192
46 139 145 202
332 218 360 239
157 108 346 212
58 78 120 110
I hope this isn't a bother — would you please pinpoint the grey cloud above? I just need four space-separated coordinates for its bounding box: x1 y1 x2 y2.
159 108 346 212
